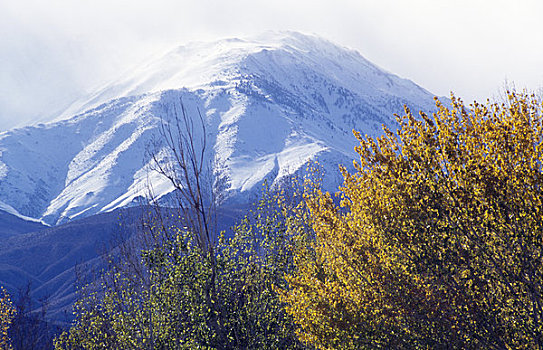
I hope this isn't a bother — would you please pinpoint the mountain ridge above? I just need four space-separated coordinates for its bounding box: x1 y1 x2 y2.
0 31 438 225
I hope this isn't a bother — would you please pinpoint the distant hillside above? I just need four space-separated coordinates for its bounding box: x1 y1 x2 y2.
0 209 48 239
0 205 246 322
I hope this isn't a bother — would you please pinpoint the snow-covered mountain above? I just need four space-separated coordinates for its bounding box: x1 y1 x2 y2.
0 31 438 226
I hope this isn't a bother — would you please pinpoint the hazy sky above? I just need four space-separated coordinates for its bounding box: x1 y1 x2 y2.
1 0 542 130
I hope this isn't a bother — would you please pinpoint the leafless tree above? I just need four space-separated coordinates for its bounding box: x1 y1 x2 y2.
147 99 219 251
145 98 227 343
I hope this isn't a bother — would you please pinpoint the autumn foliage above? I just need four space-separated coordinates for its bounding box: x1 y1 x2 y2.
0 287 14 349
283 92 543 348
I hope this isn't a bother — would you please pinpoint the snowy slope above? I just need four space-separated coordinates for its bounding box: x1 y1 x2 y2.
0 31 438 225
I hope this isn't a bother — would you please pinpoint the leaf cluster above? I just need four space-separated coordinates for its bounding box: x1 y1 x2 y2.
0 287 15 349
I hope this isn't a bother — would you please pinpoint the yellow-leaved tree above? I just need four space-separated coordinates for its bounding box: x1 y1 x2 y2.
0 287 14 349
282 92 543 349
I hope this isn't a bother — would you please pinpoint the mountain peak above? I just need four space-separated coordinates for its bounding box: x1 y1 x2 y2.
0 32 437 225
60 31 406 120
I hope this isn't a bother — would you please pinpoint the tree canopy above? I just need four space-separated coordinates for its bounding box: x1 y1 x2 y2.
54 188 308 349
282 92 543 349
